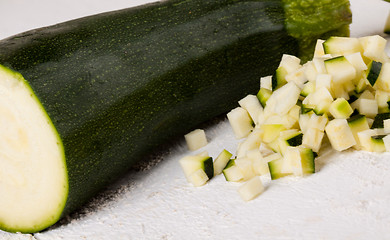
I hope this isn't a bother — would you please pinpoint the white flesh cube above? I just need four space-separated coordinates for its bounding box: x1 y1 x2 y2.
223 165 244 182
227 107 253 139
236 129 263 158
375 90 390 109
262 152 282 163
329 98 353 119
325 56 356 84
288 105 301 122
265 82 301 116
179 155 210 180
281 146 302 176
213 149 233 175
307 114 328 132
260 75 272 90
313 57 327 74
383 135 390 151
332 82 349 100
188 169 209 187
361 35 387 62
247 149 269 176
345 52 368 71
235 158 256 181
375 62 390 92
299 113 311 133
314 39 325 57
358 99 378 118
259 143 275 157
315 74 332 91
348 115 370 149
184 129 208 151
239 94 263 125
238 177 264 201
384 119 390 134
260 124 286 143
285 66 307 89
357 129 379 152
304 61 318 82
302 128 324 153
325 119 356 151
279 54 301 73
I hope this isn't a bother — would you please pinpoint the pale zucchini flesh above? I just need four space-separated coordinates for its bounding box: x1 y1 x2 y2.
0 66 68 233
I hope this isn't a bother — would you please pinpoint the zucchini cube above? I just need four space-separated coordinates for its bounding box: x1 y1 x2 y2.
325 119 356 151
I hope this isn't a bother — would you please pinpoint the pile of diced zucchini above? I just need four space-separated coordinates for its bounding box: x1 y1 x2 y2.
180 35 390 201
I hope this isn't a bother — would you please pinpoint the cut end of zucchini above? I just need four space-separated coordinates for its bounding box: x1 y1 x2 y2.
0 65 68 233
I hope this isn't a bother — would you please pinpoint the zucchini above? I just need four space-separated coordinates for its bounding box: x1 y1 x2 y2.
0 0 351 233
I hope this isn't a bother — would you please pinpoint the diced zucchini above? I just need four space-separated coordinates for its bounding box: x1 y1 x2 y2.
266 82 301 116
227 107 253 139
314 39 325 57
299 113 312 133
222 160 244 182
315 74 332 91
236 129 263 158
366 61 382 87
325 119 356 151
354 75 368 93
285 66 307 89
213 149 233 176
238 94 263 125
238 177 264 201
384 119 390 133
348 114 370 149
299 147 316 175
184 129 208 151
360 35 388 62
371 112 390 129
277 130 302 154
235 158 256 181
188 169 209 187
307 114 328 132
329 98 353 119
374 62 390 92
257 88 272 108
357 99 378 118
272 66 288 90
383 135 390 152
268 158 292 180
357 129 385 152
260 75 272 91
179 155 214 181
312 57 327 74
303 61 318 82
278 54 301 73
260 124 286 143
370 135 386 153
288 105 301 122
301 81 315 97
375 90 390 110
324 56 356 84
302 128 324 153
345 52 368 72
322 36 363 55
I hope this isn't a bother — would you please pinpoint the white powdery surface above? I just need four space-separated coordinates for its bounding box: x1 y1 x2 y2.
33 119 390 240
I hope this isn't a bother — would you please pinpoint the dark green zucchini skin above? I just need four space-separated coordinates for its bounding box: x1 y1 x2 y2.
0 0 297 221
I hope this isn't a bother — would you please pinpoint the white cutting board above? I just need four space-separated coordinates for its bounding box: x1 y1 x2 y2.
1 0 390 239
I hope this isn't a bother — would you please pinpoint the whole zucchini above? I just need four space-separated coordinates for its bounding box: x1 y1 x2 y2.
0 0 351 233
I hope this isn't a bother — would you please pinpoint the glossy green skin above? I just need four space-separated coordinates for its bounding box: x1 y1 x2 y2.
0 0 298 229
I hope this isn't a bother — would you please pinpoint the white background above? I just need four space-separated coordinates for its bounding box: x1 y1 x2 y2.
1 0 390 239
